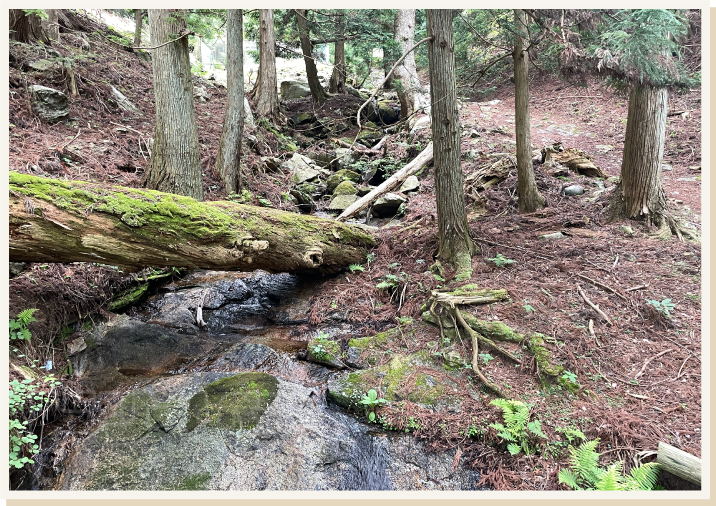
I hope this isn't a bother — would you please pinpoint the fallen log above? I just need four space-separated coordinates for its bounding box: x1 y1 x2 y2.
9 172 375 274
656 441 701 486
336 142 433 222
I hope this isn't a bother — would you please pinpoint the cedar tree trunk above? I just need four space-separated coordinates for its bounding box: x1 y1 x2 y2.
41 9 59 42
143 9 203 201
214 9 245 195
513 9 545 213
9 173 375 275
10 9 50 44
394 9 420 122
133 9 143 47
296 9 327 106
249 10 282 121
329 15 346 94
427 9 475 280
608 84 668 224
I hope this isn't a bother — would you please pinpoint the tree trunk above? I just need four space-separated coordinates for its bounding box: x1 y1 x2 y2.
382 42 395 89
143 9 203 201
9 173 375 275
133 9 143 48
427 10 475 280
214 9 245 195
329 15 346 94
513 9 545 213
608 84 668 224
10 9 50 44
296 9 327 106
41 9 59 42
193 35 202 66
249 10 282 121
393 9 420 122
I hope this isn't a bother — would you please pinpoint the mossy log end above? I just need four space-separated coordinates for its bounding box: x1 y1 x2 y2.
9 172 375 274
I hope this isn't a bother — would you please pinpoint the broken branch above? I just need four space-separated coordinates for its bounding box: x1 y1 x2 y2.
577 284 612 325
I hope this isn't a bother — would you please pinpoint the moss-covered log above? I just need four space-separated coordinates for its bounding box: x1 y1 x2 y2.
9 172 375 274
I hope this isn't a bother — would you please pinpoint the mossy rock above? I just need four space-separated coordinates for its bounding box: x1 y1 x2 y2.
332 180 358 196
306 336 345 369
326 169 361 194
186 372 278 432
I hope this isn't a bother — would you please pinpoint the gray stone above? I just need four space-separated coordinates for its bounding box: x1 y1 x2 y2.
243 97 255 128
333 180 358 196
594 144 614 153
334 148 356 170
326 169 361 194
538 232 566 241
280 80 311 99
563 185 585 196
29 85 69 123
366 100 400 125
281 154 320 184
328 194 359 211
109 86 137 112
357 186 372 197
469 129 480 138
398 176 420 193
28 59 59 72
661 163 673 171
372 193 406 218
9 262 25 278
193 85 209 102
620 225 635 235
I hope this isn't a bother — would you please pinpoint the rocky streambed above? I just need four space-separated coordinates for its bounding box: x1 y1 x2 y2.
44 270 484 491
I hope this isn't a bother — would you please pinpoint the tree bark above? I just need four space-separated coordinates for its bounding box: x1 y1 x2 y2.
513 9 545 213
133 9 144 48
41 9 59 42
608 84 668 224
143 9 203 201
214 9 245 195
296 9 328 106
249 10 282 122
9 173 375 275
329 14 346 94
10 9 50 44
394 9 421 123
427 10 475 280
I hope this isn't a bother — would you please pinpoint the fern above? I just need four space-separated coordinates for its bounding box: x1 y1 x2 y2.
16 308 39 325
489 399 545 456
559 439 661 491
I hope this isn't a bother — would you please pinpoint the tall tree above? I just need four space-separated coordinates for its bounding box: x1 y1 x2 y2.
249 10 282 122
214 9 245 195
296 9 328 106
41 9 59 42
393 9 421 123
513 9 545 213
9 9 50 44
329 12 347 94
426 9 476 281
143 9 203 200
133 9 144 47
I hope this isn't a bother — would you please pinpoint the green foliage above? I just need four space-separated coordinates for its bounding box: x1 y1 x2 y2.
486 253 516 267
309 331 332 361
348 264 365 273
22 9 48 20
9 309 38 341
359 389 388 422
558 438 661 490
561 370 578 384
489 399 546 456
646 298 675 316
478 353 494 365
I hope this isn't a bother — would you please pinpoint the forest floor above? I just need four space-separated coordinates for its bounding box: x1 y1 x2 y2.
8 17 702 491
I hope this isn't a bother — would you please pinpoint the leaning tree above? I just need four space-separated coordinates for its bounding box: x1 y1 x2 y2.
426 9 477 281
143 9 203 200
295 9 328 106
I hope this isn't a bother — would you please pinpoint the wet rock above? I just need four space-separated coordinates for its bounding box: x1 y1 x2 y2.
563 185 585 196
289 187 314 212
333 180 358 196
326 169 361 194
305 336 346 369
328 194 359 212
29 85 69 123
289 112 314 127
398 175 420 193
372 193 406 218
281 80 311 99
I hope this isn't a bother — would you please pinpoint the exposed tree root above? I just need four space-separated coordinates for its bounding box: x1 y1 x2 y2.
651 212 700 243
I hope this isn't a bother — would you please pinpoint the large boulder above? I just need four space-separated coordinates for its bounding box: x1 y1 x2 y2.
29 85 69 123
326 169 361 194
372 193 406 218
281 81 311 99
281 153 321 184
366 100 400 125
398 175 420 193
333 181 358 196
328 194 359 212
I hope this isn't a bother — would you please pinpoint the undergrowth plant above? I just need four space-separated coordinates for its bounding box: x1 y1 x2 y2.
486 253 516 267
646 298 675 317
359 389 388 422
489 399 546 455
558 438 662 491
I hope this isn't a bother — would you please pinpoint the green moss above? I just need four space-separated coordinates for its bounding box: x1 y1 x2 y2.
333 180 358 196
174 471 211 490
529 334 563 377
186 373 278 432
108 283 149 311
348 328 400 350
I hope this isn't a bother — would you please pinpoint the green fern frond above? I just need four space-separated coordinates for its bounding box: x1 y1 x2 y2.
528 420 547 438
568 439 602 485
507 443 522 456
595 462 624 491
624 462 661 491
558 468 582 490
16 308 38 325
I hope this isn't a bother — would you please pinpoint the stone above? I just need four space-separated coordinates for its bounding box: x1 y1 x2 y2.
357 186 372 197
661 163 673 171
366 100 400 125
109 86 137 112
281 154 320 184
470 129 480 138
9 262 25 278
289 112 314 126
193 85 209 102
28 59 59 72
563 185 585 196
398 175 420 193
538 232 566 241
333 148 356 170
289 188 314 212
409 116 431 136
443 350 468 371
326 169 361 194
620 225 635 235
357 129 383 148
29 85 69 123
280 80 311 99
594 144 614 153
333 181 358 196
243 97 255 128
328 194 359 212
372 193 406 218
67 336 87 356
